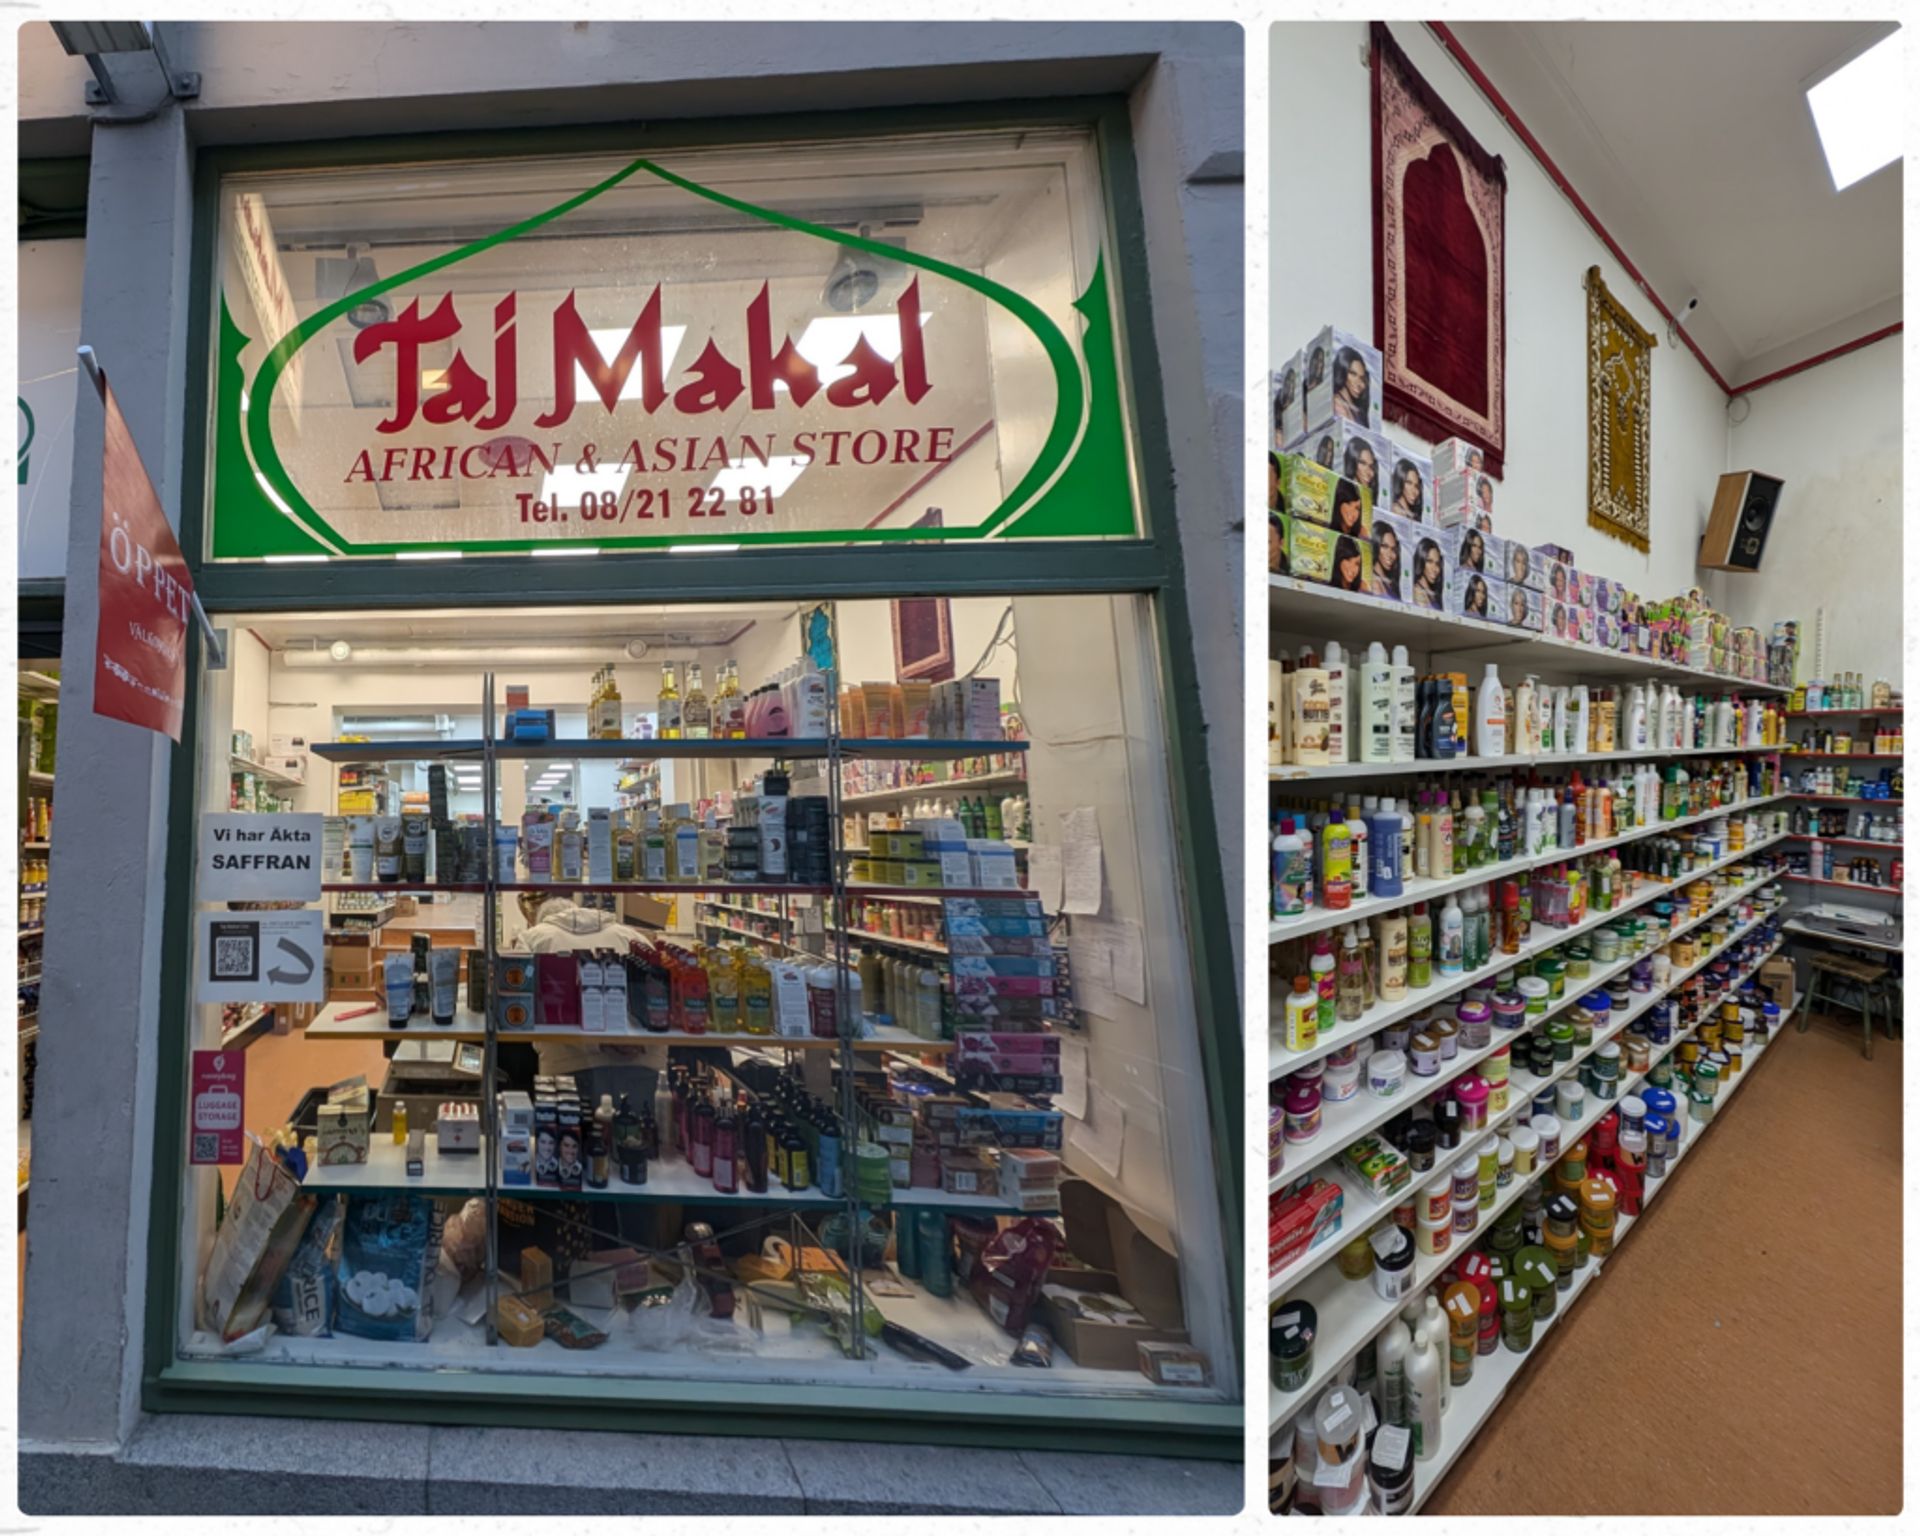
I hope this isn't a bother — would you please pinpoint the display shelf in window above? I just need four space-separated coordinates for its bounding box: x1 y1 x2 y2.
838 769 1030 809
311 740 486 763
229 753 306 786
497 737 832 761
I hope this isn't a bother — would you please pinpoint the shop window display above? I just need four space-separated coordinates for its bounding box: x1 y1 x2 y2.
175 595 1233 1408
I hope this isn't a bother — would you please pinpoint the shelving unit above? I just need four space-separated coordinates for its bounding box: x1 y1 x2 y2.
1271 742 1779 783
1403 977 1791 1511
1269 792 1786 947
1268 864 1783 1294
279 681 1031 1353
1269 575 1792 694
1269 921 1789 1436
230 753 305 786
1270 825 1789 1078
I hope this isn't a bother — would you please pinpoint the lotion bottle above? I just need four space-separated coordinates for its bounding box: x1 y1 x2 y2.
1513 675 1538 755
1324 640 1352 764
1474 663 1507 757
1390 644 1418 762
1407 1325 1443 1460
1291 649 1332 766
1362 642 1395 763
1377 1315 1413 1428
1438 894 1464 976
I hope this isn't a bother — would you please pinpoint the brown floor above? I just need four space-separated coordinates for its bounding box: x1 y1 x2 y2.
1426 1007 1903 1517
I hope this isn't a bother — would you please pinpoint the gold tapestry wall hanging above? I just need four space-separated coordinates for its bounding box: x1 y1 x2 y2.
1585 265 1656 553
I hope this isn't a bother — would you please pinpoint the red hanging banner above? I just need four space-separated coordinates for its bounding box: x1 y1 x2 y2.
93 372 194 741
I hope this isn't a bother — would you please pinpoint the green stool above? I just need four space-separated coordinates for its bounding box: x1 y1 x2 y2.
1795 951 1890 1060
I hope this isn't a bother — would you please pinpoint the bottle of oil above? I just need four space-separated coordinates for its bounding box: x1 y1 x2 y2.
738 947 774 1035
706 943 741 1034
683 663 711 740
717 660 745 739
658 662 682 740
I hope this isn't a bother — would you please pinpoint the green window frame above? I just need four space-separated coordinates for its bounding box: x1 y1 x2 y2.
143 95 1242 1457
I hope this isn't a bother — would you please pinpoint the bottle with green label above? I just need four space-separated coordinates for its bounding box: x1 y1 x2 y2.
1407 902 1433 989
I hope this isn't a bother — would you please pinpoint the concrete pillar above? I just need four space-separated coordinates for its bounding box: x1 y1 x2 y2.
22 102 196 1450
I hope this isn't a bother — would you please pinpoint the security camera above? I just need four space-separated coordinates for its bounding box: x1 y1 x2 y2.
1677 295 1701 328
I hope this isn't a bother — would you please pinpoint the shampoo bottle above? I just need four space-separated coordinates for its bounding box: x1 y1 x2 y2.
1390 645 1418 762
1324 640 1352 764
1370 800 1404 898
1272 817 1310 917
1291 649 1332 766
1514 675 1539 755
1362 641 1395 763
1407 902 1433 989
1474 663 1507 757
1375 908 1409 1001
1407 1325 1443 1460
1438 894 1465 976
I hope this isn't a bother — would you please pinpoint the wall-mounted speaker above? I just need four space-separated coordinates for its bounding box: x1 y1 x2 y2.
1699 470 1784 573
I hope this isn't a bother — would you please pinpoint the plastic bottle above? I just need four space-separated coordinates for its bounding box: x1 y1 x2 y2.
1324 640 1352 765
1377 1315 1412 1428
1475 663 1507 757
1309 934 1338 1032
1390 645 1418 762
1272 817 1311 917
1370 801 1405 898
1407 902 1433 989
1291 649 1332 766
1407 1324 1443 1460
1430 680 1458 759
1336 927 1366 1022
1422 1293 1450 1415
1321 817 1353 910
1438 894 1465 976
1434 794 1455 877
1415 793 1434 880
1362 642 1395 763
1375 909 1408 1002
1346 804 1371 900
1462 795 1487 869
1284 975 1318 1053
1514 675 1538 755
1569 684 1589 754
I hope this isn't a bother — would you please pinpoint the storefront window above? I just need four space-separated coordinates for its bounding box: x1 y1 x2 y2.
208 128 1142 559
175 593 1232 1407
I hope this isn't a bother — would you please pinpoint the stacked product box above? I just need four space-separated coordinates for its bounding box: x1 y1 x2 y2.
1271 1174 1343 1274
1382 442 1436 526
1434 468 1496 531
944 896 1057 1033
1272 357 1305 448
1368 508 1420 603
498 1090 534 1186
997 1147 1063 1212
928 677 1003 741
954 1029 1063 1096
1297 325 1384 435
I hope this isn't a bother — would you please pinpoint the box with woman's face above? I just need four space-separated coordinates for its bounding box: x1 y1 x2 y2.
1285 419 1396 512
1385 448 1434 524
1405 529 1449 611
1368 509 1419 603
1272 356 1303 449
1446 565 1497 621
1287 517 1337 585
1279 454 1338 528
1444 523 1502 578
1301 326 1383 435
1430 437 1488 479
1502 583 1545 632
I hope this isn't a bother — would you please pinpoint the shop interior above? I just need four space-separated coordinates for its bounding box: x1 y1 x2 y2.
18 659 56 1337
1266 18 1902 1517
182 593 1233 1405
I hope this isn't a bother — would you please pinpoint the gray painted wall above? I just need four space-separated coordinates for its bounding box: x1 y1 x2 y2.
19 20 1244 1452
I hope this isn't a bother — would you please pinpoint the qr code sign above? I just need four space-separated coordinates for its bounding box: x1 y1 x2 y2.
214 934 254 978
192 1133 219 1162
209 921 258 982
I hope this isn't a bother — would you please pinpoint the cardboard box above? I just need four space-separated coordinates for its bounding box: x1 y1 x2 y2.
1501 581 1545 632
1758 957 1796 1011
1430 437 1489 479
1286 516 1337 585
1278 454 1338 530
1271 356 1303 449
1404 526 1448 612
1364 508 1416 604
1040 1179 1189 1373
1382 444 1435 524
1285 419 1397 520
1434 470 1495 529
618 892 674 929
1299 325 1383 434
1444 523 1499 580
1446 564 1498 622
1506 539 1542 591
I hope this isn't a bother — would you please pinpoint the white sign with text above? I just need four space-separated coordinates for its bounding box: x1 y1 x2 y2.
199 813 324 901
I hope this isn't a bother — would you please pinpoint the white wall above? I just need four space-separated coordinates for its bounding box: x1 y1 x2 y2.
17 240 85 581
1703 336 1903 689
1269 21 1732 599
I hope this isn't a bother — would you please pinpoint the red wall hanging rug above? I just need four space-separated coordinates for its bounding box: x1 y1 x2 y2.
1371 22 1508 476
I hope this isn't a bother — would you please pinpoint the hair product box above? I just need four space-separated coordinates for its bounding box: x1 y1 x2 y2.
1299 326 1384 434
1435 470 1496 529
1367 509 1420 603
1404 526 1449 612
1287 517 1337 585
1540 555 1577 609
1567 568 1597 610
1444 523 1499 579
1286 419 1398 517
1272 356 1304 448
1506 540 1543 592
1382 445 1436 524
1279 454 1338 528
1446 564 1499 622
1499 579 1544 631
1430 437 1489 479
1269 507 1288 576
1323 531 1372 596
